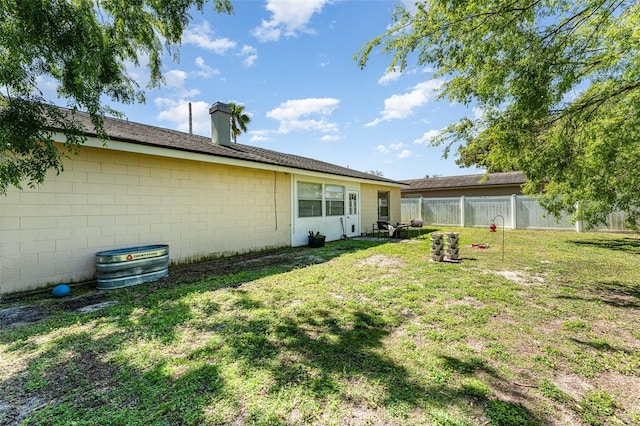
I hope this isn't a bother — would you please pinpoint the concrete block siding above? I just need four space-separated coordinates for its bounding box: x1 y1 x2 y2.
0 145 292 294
360 183 401 230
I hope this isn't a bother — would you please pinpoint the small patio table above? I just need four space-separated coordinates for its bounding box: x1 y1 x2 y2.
393 223 411 239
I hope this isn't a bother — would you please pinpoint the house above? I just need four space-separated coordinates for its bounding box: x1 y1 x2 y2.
0 102 406 295
401 171 526 198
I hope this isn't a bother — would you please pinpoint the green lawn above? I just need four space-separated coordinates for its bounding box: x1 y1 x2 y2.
1 229 639 425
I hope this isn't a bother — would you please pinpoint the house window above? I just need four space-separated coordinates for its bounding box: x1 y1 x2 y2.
378 191 390 221
325 184 345 216
298 182 323 217
348 192 357 215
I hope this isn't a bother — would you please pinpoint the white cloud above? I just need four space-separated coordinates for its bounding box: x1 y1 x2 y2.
321 134 340 142
249 130 273 143
252 0 332 42
375 145 390 154
280 118 338 134
194 57 220 78
252 23 281 43
414 129 440 145
184 21 236 54
268 98 339 120
164 70 200 99
378 70 402 85
184 22 257 68
161 69 200 98
180 88 201 98
164 70 187 88
397 149 413 159
267 97 340 135
375 143 412 159
244 55 258 67
239 45 258 67
366 79 444 127
154 98 211 135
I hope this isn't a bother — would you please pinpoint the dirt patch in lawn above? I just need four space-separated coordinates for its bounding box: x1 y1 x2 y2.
1 248 332 330
169 250 327 283
494 270 545 286
0 293 112 329
355 254 406 269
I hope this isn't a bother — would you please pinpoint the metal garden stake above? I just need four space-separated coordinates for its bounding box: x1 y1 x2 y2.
490 214 505 261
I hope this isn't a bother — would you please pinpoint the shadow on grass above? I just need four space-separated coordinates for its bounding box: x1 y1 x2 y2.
569 337 635 354
571 236 640 255
1 299 547 424
0 238 545 425
556 279 640 309
185 291 545 424
438 355 540 426
0 329 229 425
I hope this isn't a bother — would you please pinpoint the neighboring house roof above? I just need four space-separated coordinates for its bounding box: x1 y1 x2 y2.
70 111 404 186
401 171 527 191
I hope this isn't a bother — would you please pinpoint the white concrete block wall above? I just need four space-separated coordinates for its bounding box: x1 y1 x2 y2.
0 145 292 294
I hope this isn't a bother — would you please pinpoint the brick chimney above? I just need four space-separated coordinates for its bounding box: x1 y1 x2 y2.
209 102 232 146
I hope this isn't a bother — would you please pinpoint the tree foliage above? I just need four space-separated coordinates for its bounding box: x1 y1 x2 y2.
355 0 640 229
0 0 232 194
229 102 251 143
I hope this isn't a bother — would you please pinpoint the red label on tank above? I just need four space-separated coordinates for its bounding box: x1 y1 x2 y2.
126 254 133 261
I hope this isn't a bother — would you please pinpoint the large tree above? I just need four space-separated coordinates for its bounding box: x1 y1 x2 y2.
355 0 640 229
229 102 251 143
0 0 233 194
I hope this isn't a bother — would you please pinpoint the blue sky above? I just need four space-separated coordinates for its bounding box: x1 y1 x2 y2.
56 0 484 181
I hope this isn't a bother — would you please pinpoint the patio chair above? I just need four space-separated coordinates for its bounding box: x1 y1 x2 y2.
374 220 396 241
410 218 423 228
410 218 425 236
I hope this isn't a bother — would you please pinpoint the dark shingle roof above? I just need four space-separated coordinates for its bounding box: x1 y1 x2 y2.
71 111 403 186
401 171 526 191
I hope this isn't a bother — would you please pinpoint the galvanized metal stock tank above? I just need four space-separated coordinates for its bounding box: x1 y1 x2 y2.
95 245 169 290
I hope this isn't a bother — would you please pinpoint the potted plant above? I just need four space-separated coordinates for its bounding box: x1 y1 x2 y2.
308 231 326 248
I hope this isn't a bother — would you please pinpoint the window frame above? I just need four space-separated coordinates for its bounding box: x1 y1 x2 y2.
377 191 390 221
325 184 345 216
297 181 347 218
297 181 323 217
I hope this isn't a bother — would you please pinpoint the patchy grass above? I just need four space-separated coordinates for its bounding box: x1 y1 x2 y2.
1 229 639 425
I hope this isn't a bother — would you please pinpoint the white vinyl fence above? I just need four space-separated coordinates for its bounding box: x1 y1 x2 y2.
401 195 630 232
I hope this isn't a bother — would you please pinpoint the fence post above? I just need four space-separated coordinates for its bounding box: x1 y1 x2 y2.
511 194 517 230
460 196 466 227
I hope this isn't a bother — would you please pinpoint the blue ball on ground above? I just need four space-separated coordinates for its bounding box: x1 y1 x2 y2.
52 284 71 298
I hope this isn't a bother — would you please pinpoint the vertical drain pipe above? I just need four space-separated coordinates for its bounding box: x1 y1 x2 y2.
274 171 278 230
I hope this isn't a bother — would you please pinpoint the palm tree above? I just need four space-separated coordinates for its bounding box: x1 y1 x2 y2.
229 102 251 143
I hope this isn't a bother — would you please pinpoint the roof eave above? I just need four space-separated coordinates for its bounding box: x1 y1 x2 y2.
57 131 407 187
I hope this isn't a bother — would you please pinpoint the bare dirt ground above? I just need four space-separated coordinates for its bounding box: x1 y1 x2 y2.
0 247 338 329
